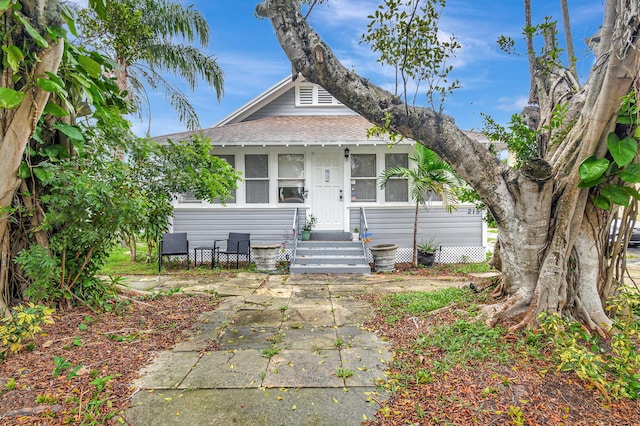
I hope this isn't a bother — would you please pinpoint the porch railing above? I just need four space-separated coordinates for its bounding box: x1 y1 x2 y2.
359 206 369 248
292 207 301 260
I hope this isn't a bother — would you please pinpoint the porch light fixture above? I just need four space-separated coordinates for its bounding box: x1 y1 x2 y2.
344 147 350 160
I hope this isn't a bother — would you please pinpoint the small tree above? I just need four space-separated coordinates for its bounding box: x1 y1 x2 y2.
124 134 241 263
379 144 460 266
76 0 224 131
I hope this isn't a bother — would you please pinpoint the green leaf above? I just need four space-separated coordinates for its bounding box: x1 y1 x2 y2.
32 127 44 145
607 133 637 167
14 13 49 48
33 166 53 183
54 123 84 141
601 184 631 207
2 45 23 72
616 115 634 125
71 72 92 88
77 55 102 79
593 195 611 210
40 144 70 160
18 161 30 179
623 185 640 201
44 102 69 117
0 87 24 109
0 0 13 12
37 77 66 96
619 163 640 183
61 5 77 37
89 0 109 18
578 156 609 182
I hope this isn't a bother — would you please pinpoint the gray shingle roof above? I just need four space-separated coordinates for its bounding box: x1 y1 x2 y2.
154 115 391 146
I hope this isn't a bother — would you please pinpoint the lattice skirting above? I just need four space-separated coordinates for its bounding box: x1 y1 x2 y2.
186 247 487 267
366 246 487 264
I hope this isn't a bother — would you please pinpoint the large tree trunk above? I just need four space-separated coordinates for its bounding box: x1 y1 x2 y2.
259 0 640 330
0 42 65 313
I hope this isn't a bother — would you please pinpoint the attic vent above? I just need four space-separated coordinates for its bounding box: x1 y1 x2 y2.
295 83 341 107
298 85 314 105
317 87 334 104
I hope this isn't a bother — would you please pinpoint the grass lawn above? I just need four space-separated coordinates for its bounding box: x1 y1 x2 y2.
100 244 158 275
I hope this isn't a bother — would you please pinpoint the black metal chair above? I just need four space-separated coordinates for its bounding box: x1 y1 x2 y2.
158 232 190 272
214 233 251 269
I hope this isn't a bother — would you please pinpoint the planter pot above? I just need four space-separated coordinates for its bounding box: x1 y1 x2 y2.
252 244 281 271
301 230 311 241
369 244 398 272
352 233 359 241
417 251 436 267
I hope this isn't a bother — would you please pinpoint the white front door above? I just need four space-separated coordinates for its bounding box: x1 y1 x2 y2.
311 153 344 230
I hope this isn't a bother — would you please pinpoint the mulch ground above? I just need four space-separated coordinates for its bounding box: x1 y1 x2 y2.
0 294 218 425
360 293 640 426
1 268 639 425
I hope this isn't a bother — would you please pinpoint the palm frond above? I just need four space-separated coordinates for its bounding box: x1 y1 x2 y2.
143 43 223 98
134 65 200 131
140 0 210 47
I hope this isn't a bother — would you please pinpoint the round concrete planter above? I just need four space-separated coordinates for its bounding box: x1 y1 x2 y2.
369 243 398 272
252 244 281 271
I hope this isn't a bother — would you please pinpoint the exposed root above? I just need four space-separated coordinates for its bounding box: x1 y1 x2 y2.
114 284 152 298
481 289 531 327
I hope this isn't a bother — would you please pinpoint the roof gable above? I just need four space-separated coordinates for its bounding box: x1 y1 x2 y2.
214 76 355 126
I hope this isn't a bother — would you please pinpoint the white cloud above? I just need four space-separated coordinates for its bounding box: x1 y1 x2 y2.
311 0 375 27
495 95 529 112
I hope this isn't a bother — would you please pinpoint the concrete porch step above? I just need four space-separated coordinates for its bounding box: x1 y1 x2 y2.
289 264 371 274
294 255 369 265
291 240 370 274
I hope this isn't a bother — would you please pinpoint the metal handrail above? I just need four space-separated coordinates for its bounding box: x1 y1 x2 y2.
359 207 369 247
292 208 300 260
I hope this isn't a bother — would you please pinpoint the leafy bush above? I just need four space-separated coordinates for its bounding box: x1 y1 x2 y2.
539 285 640 400
0 303 55 360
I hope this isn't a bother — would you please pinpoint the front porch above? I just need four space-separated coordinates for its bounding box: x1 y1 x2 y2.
168 206 487 273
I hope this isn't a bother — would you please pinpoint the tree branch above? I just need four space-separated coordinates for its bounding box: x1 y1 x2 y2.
261 0 514 222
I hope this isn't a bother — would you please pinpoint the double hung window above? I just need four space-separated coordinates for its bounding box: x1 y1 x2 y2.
278 154 305 203
384 153 409 202
245 154 269 203
350 154 377 202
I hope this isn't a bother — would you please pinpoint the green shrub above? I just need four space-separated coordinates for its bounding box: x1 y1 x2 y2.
539 286 640 400
1 303 55 359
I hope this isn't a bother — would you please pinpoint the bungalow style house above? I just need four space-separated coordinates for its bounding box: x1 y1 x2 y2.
156 76 488 271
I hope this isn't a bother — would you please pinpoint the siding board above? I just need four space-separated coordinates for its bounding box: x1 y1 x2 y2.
245 88 358 120
349 206 483 248
173 208 299 248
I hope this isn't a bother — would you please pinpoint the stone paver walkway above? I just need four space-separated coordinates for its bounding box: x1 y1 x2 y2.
123 272 466 425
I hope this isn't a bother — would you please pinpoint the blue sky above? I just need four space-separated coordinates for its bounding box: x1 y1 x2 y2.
74 1 606 137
